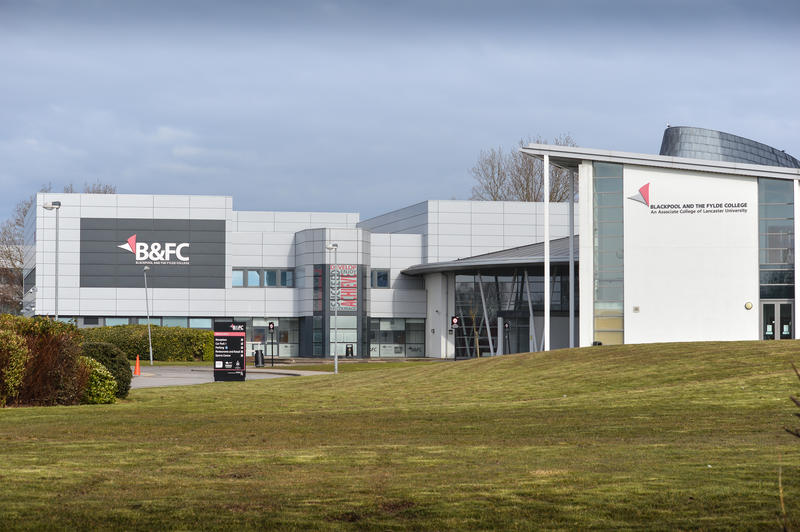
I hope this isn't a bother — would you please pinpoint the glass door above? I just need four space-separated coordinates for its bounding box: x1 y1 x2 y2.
780 303 793 339
762 302 793 340
763 304 775 339
250 327 266 356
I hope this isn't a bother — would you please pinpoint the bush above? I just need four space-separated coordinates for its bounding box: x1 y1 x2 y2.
0 315 89 406
80 356 117 404
0 329 29 407
81 325 213 362
82 342 132 398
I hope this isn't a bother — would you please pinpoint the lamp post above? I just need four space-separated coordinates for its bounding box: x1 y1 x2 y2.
326 243 339 375
142 266 154 366
42 201 61 320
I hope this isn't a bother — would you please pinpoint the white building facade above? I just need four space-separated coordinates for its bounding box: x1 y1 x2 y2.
23 196 577 358
521 143 800 346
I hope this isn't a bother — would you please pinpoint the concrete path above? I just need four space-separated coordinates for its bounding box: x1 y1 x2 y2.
131 365 331 389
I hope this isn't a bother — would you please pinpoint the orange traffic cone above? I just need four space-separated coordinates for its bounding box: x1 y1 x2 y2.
134 355 141 376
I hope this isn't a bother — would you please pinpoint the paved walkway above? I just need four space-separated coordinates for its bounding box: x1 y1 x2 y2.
131 366 331 389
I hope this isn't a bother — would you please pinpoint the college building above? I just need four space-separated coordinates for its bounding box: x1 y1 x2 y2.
22 126 800 356
23 194 578 358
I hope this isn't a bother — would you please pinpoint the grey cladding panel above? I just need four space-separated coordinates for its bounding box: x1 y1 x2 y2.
80 218 226 289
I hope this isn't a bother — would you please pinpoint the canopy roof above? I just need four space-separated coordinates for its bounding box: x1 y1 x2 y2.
402 236 579 276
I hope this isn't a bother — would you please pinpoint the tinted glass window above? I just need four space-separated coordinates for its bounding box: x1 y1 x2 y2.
189 318 212 329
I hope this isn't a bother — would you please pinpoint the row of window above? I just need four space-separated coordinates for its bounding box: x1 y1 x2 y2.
593 162 624 346
232 269 294 288
758 178 794 300
232 267 392 288
84 316 214 328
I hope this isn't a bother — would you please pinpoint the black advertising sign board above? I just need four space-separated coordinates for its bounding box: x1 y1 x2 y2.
214 321 246 382
79 218 226 289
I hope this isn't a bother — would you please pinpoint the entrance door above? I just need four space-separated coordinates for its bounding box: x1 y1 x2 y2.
762 302 793 340
250 327 266 356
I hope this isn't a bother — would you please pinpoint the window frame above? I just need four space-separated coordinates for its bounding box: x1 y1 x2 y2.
371 269 390 289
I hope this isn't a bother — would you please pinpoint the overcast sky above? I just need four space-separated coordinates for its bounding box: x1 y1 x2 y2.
1 0 798 220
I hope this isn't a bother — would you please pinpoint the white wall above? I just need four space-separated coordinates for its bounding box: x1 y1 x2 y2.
34 193 232 317
623 165 760 343
32 193 364 319
424 272 455 358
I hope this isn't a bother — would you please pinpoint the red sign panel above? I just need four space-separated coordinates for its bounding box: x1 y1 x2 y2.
330 264 358 312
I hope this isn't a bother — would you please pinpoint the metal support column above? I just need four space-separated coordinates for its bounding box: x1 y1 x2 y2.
524 270 537 352
569 170 575 348
496 317 504 356
477 272 495 356
544 153 550 351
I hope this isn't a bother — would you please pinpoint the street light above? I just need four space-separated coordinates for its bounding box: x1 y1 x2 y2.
42 201 61 320
325 243 339 375
142 266 154 366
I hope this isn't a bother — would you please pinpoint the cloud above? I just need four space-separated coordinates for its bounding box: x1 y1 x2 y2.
148 126 195 144
0 0 798 220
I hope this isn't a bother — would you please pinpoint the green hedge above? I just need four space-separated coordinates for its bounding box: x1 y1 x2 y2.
81 325 213 362
82 342 132 398
0 329 29 407
80 356 117 404
0 315 88 406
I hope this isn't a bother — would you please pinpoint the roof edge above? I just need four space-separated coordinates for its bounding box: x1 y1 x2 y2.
520 144 800 179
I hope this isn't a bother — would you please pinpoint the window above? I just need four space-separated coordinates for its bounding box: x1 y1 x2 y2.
371 269 390 288
83 317 99 325
593 162 624 345
189 318 212 329
105 317 130 326
247 270 261 287
163 317 188 328
232 268 295 288
759 178 794 299
368 318 425 358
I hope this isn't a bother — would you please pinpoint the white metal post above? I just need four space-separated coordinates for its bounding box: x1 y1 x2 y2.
143 266 154 365
496 316 504 356
43 200 62 319
326 243 339 374
569 170 575 348
524 270 537 352
54 207 59 320
476 272 495 356
544 154 550 351
333 246 338 374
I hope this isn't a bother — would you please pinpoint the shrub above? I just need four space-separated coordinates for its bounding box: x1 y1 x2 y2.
0 315 89 406
82 342 132 398
80 356 117 404
0 329 29 407
81 325 213 362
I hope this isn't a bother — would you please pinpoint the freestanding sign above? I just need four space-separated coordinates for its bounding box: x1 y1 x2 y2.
214 321 246 382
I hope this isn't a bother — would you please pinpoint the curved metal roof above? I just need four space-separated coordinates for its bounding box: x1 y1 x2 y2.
660 126 800 168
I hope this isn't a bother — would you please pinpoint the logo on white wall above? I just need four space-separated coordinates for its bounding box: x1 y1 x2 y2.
627 182 748 215
628 183 650 206
118 234 190 264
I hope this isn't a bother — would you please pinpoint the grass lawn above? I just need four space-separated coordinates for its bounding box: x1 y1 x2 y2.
3 340 800 529
284 360 440 373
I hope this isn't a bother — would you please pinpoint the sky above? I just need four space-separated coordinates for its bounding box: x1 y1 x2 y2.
1 0 799 220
